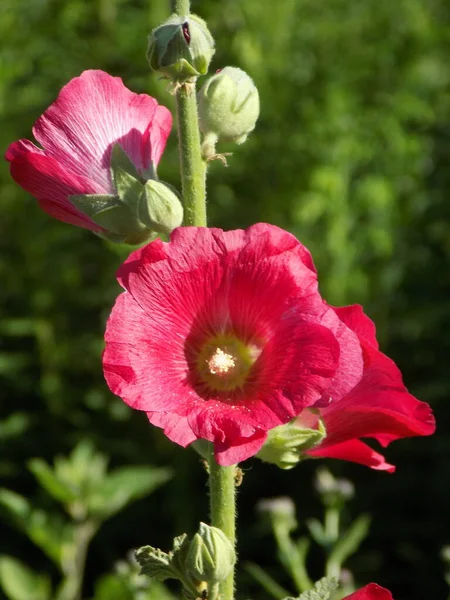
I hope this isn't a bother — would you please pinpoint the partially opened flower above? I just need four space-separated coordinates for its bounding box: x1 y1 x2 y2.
5 70 175 243
344 583 393 600
103 223 367 465
302 304 436 472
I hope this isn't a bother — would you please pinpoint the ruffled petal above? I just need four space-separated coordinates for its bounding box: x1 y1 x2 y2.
308 439 395 472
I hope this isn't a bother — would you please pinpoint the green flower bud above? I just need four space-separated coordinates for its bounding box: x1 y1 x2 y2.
186 523 235 585
147 14 215 83
256 418 326 470
138 180 183 234
198 67 260 158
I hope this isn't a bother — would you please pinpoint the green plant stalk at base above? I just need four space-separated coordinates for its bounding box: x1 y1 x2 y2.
175 83 207 227
208 453 236 600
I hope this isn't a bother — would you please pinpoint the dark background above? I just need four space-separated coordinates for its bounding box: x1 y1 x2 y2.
1 0 449 598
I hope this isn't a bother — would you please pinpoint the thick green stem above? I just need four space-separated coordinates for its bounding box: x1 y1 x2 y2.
175 83 207 226
208 453 236 600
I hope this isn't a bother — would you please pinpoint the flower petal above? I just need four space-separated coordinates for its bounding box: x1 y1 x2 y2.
333 304 379 349
308 439 396 472
7 147 103 231
319 341 435 447
32 70 172 190
344 583 393 600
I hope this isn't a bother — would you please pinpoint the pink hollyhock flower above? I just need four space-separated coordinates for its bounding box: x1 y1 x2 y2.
344 583 393 600
302 304 435 472
103 224 434 466
5 70 172 231
103 223 370 466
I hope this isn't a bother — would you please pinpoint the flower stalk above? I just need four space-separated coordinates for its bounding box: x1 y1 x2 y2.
207 451 236 600
175 84 207 226
171 0 207 226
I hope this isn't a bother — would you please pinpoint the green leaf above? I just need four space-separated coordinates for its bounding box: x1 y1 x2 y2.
135 546 175 582
285 576 338 600
0 413 30 442
0 488 70 566
88 466 172 519
28 459 77 504
0 556 52 600
327 514 371 570
93 575 134 600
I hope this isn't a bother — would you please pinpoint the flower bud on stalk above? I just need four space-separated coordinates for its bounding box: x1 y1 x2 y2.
186 523 235 586
147 14 215 84
197 67 260 160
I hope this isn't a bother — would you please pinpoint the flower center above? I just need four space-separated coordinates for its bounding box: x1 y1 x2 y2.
195 335 262 393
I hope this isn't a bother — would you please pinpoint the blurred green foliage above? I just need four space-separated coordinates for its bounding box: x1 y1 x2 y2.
1 0 449 599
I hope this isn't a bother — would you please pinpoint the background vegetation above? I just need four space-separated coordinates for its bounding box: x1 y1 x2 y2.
1 0 449 598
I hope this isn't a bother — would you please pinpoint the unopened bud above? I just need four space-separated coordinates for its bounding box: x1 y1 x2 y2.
198 67 260 158
186 523 235 585
256 418 326 470
147 14 215 83
138 180 183 234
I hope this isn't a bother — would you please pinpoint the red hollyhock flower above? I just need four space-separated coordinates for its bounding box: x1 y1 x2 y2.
344 583 393 600
5 70 172 231
103 223 368 465
302 304 435 472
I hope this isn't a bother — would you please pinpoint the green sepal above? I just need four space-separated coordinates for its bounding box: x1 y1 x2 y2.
110 144 143 211
138 180 183 234
110 143 141 181
69 194 120 218
256 418 326 470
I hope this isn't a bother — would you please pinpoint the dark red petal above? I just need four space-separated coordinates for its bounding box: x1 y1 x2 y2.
308 439 396 472
8 150 103 231
344 583 394 600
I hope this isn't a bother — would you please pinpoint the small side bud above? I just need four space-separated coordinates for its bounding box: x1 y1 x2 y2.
147 14 215 84
186 523 235 585
138 180 184 234
198 67 260 159
256 418 326 470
